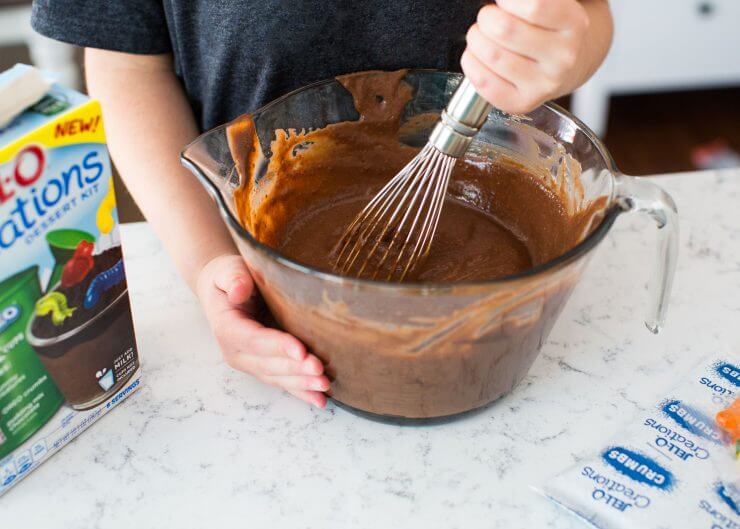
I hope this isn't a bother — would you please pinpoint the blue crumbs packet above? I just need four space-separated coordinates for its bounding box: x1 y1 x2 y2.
537 354 740 529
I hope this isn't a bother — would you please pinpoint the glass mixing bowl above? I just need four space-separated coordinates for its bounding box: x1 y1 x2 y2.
182 70 678 421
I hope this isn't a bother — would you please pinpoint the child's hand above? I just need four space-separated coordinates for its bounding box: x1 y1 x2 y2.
462 0 591 114
196 254 329 408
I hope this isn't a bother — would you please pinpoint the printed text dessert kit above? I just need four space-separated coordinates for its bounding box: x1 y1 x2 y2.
0 64 141 495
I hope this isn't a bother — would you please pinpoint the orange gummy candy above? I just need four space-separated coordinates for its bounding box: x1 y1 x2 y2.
717 397 740 442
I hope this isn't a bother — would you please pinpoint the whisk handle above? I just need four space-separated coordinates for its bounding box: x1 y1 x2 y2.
429 77 493 158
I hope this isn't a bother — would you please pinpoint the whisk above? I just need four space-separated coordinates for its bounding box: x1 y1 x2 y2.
333 77 493 281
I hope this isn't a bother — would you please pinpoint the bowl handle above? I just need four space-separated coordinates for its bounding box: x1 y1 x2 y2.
614 174 679 334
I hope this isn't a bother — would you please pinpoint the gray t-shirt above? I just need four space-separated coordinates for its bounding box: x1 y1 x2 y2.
31 1 481 131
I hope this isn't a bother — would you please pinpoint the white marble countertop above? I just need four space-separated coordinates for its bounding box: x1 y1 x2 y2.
4 170 740 529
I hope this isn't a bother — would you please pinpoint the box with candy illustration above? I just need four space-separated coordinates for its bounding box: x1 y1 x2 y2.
0 64 141 495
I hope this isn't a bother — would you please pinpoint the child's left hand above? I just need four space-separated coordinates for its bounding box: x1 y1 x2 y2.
462 0 591 114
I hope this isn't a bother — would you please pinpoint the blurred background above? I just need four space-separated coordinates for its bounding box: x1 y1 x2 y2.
2 0 739 222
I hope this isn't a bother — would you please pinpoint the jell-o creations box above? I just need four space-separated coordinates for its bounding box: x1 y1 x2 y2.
0 64 141 496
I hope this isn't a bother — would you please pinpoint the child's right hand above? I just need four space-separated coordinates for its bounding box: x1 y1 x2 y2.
196 254 329 407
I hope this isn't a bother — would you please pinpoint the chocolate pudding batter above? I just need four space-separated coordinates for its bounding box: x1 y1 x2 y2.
232 70 593 283
226 70 605 418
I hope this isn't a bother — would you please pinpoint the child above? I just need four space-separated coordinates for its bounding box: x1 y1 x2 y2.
31 0 613 408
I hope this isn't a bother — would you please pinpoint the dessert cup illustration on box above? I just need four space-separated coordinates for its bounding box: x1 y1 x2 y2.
27 181 138 411
27 245 136 410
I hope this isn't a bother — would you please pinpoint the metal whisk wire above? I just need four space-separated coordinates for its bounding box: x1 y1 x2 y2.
392 148 455 278
334 144 456 281
333 77 493 281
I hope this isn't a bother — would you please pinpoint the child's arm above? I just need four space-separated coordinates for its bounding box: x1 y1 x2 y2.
85 49 329 407
462 0 612 114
